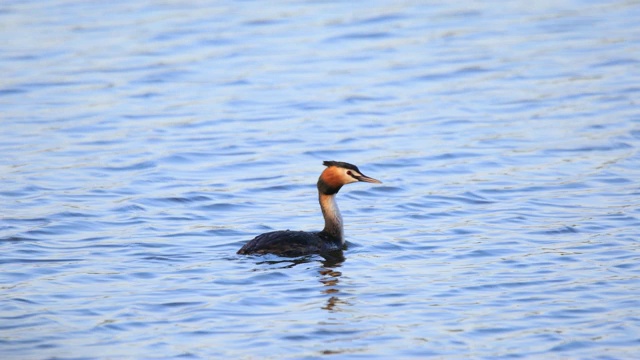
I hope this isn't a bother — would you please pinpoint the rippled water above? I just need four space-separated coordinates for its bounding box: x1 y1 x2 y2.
2 1 640 359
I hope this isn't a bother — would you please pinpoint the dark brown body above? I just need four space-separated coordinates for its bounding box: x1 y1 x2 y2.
237 230 340 257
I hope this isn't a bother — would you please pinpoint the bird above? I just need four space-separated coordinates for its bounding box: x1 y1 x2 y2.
237 161 382 257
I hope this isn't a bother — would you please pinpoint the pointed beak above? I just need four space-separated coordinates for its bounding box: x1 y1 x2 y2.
356 174 382 184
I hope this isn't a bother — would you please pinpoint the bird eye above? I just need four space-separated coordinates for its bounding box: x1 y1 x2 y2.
347 171 353 176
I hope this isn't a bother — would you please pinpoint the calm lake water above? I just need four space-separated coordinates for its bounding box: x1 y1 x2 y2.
2 1 640 359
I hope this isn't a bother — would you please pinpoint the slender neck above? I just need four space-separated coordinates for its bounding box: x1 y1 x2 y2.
319 192 344 244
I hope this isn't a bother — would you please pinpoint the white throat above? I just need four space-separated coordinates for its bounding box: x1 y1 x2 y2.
319 193 344 243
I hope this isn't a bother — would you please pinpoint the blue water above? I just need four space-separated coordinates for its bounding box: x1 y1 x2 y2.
2 1 640 358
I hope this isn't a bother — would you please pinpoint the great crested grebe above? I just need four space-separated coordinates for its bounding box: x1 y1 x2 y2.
237 161 382 257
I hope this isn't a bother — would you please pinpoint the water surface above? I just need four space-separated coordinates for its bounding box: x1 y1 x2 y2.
1 1 639 359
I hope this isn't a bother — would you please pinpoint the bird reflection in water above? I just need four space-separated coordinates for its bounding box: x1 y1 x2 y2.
319 267 347 311
253 250 348 311
319 250 347 311
253 249 345 269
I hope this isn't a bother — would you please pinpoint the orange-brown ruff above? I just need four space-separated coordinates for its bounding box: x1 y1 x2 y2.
237 161 382 257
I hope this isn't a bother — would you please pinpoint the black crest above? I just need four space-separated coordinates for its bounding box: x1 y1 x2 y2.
322 160 360 172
